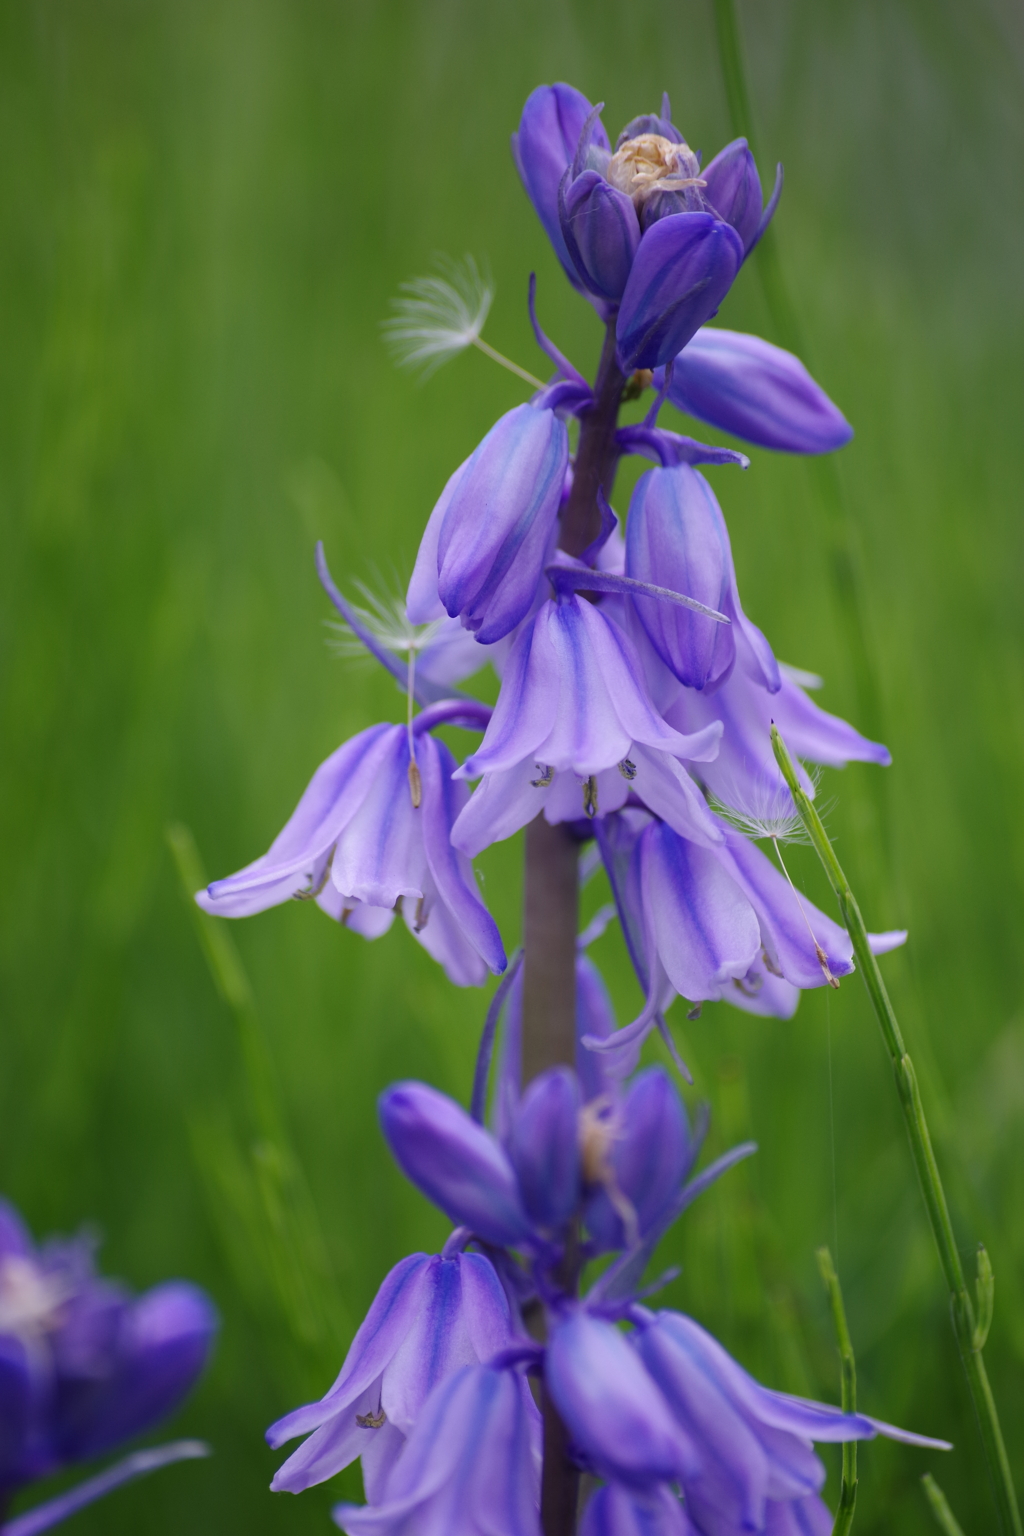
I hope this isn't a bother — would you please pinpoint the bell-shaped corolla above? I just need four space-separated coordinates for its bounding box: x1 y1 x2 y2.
333 1364 541 1535
701 138 781 257
559 170 641 303
544 1312 698 1488
197 724 506 988
509 1068 581 1231
267 1251 511 1499
407 404 569 645
379 1082 532 1248
616 214 744 372
635 1310 949 1536
456 594 721 787
625 463 733 691
663 328 853 455
581 1483 700 1536
584 1066 699 1253
512 83 610 289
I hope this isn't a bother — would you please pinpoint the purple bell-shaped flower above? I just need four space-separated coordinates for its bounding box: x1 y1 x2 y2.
197 722 506 988
450 592 724 848
332 1364 541 1535
267 1251 512 1499
634 1308 948 1536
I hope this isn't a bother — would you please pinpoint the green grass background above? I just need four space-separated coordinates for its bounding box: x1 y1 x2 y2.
1 1 1022 1530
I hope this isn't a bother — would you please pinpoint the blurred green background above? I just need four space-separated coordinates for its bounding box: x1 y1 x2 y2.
1 0 1022 1530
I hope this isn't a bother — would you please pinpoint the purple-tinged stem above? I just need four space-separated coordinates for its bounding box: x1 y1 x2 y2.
522 319 626 1536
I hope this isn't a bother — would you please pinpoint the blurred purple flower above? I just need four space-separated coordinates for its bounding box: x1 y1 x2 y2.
658 328 852 455
267 1251 511 1499
332 1364 540 1535
0 1200 215 1514
581 1481 700 1536
197 722 505 988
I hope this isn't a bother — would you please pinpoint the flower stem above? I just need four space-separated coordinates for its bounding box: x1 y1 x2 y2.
772 725 1022 1536
522 318 626 1536
816 1246 858 1536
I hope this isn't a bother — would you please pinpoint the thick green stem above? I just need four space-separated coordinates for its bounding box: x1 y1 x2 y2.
817 1247 858 1536
772 727 1021 1536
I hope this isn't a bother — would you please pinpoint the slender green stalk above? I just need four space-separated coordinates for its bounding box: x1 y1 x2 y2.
816 1247 858 1536
922 1473 968 1536
771 727 1021 1536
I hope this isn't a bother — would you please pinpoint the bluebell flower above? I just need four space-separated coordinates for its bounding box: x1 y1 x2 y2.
633 1307 948 1536
625 462 766 692
590 810 906 1064
0 1199 215 1521
658 329 853 456
406 402 569 644
267 1251 512 1498
545 1312 698 1488
449 592 725 846
332 1364 541 1535
197 720 506 987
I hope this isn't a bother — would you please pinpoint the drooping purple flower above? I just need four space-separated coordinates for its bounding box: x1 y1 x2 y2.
449 592 724 846
589 809 906 1065
625 462 779 696
512 84 610 291
267 1251 512 1498
197 722 506 987
544 1312 698 1487
406 403 569 644
559 165 642 303
332 1364 541 1536
633 1308 949 1536
0 1199 215 1510
659 328 853 455
700 139 782 257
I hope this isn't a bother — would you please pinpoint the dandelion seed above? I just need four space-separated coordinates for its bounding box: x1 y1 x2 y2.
708 767 827 847
382 254 544 387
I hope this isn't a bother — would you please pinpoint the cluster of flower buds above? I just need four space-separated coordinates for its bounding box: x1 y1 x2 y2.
0 1198 216 1529
267 1053 944 1533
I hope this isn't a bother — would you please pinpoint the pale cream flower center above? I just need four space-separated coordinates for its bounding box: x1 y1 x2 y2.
606 134 705 210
